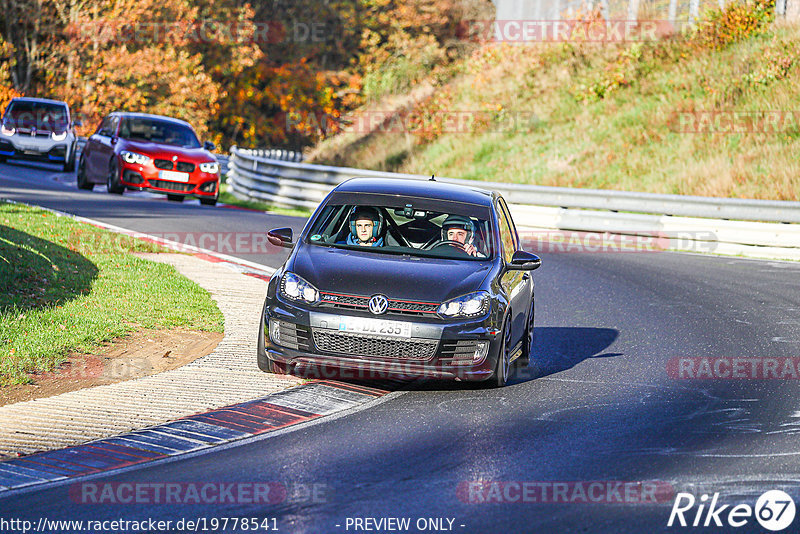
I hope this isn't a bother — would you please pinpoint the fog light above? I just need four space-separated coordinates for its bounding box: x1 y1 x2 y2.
473 341 489 363
269 319 281 346
199 181 217 193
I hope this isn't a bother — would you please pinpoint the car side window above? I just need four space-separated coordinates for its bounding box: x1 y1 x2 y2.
497 198 519 251
97 117 112 136
108 116 119 137
497 203 516 263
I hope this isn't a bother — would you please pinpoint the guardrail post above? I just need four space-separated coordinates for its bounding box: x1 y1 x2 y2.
689 0 700 25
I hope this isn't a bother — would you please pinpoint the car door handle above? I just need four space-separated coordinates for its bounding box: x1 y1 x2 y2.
522 273 530 281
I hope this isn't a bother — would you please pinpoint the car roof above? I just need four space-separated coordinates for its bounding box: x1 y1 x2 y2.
109 112 193 127
10 97 69 107
335 177 496 207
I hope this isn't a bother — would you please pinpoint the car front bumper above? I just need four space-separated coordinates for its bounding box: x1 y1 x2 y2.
263 300 503 382
0 135 72 162
119 162 219 197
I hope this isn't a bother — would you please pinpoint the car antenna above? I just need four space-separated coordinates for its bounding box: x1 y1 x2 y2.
430 174 436 181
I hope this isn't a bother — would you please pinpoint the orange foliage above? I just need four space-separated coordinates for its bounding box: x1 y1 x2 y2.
0 84 22 112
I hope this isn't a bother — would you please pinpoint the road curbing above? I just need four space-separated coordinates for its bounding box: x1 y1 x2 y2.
0 253 300 459
0 381 393 492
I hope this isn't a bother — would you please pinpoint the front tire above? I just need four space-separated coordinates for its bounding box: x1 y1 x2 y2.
518 300 534 367
485 321 511 388
77 156 93 190
106 159 124 194
63 148 75 172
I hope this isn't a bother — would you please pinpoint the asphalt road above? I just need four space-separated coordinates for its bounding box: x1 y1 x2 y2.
2 161 800 533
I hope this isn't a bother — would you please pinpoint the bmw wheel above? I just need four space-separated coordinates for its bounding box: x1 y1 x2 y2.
76 155 93 190
63 148 76 172
107 159 124 194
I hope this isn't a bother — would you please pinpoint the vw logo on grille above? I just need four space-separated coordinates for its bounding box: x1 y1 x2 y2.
368 295 389 315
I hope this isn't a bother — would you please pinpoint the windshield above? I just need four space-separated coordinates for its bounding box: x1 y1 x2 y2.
306 200 495 260
118 117 201 148
4 101 69 132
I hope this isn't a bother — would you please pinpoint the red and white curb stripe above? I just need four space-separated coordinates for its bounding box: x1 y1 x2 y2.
0 381 393 492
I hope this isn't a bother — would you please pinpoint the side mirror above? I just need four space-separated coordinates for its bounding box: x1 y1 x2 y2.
268 227 293 248
203 141 216 152
507 250 541 271
110 136 117 145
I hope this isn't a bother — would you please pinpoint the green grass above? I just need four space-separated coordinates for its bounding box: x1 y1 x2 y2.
310 16 800 201
0 202 224 386
218 184 311 218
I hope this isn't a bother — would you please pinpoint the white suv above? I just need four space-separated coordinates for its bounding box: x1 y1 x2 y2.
0 97 80 172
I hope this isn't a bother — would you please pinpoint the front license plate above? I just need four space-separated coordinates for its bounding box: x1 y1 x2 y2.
338 317 411 338
158 170 190 182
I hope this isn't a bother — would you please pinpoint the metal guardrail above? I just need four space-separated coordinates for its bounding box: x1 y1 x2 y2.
226 146 800 260
228 147 800 224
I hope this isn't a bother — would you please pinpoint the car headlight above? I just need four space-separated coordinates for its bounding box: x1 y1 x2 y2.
280 272 319 304
0 125 14 136
51 131 67 141
199 162 219 173
438 291 490 318
120 150 151 165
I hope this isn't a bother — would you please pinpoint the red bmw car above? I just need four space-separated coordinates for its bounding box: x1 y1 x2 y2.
77 112 220 205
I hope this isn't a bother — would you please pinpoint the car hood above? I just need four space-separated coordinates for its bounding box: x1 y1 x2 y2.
288 244 494 303
121 140 214 162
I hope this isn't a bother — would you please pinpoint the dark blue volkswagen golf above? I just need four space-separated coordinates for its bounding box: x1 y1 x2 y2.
258 178 541 387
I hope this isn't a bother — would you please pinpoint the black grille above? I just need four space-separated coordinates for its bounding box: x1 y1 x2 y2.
17 128 51 138
176 161 195 172
275 321 311 351
313 330 437 360
149 179 193 192
440 340 484 366
319 292 439 317
154 159 173 170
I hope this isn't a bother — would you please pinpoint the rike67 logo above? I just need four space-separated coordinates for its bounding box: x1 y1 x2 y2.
668 490 796 531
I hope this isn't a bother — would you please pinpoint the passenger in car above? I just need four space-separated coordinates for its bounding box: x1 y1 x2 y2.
339 206 384 247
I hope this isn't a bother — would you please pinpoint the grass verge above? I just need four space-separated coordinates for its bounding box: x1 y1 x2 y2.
0 201 224 386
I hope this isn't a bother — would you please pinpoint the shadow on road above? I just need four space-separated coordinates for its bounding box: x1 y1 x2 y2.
525 326 621 380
